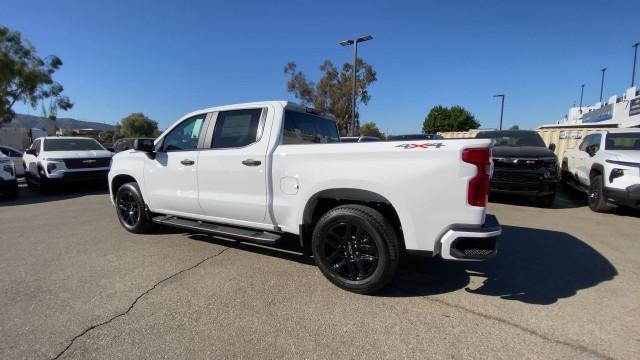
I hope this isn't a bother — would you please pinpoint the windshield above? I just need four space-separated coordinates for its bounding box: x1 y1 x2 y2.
605 133 640 150
43 138 105 151
475 131 546 147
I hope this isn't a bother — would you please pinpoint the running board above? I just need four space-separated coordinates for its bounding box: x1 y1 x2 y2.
152 216 281 245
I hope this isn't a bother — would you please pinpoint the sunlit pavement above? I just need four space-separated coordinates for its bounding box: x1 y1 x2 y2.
1 184 638 359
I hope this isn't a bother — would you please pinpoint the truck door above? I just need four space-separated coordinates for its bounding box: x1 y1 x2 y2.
144 113 208 215
196 108 271 225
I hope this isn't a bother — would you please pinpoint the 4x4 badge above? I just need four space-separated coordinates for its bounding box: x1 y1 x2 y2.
395 143 445 149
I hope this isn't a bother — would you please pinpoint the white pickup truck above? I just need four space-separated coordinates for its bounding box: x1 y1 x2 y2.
562 129 640 212
108 101 501 293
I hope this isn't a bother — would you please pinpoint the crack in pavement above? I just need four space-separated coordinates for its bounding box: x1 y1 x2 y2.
52 247 230 360
391 284 615 360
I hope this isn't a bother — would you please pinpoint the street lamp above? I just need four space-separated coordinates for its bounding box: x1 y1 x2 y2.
600 68 607 103
579 84 585 113
493 94 505 130
632 42 639 87
340 35 374 136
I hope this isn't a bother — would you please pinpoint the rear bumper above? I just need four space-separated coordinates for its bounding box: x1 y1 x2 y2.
440 214 501 260
606 184 640 209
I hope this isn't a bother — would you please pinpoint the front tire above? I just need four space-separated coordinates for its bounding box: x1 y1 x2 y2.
311 204 400 294
588 175 610 212
115 182 155 233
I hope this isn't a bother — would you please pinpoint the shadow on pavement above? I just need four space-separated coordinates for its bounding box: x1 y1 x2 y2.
387 224 617 305
0 181 109 207
489 188 587 210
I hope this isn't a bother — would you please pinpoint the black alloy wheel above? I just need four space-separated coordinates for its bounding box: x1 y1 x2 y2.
118 191 140 227
115 182 155 233
312 205 400 294
322 221 379 281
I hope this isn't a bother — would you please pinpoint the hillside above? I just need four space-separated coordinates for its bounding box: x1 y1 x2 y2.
0 114 116 132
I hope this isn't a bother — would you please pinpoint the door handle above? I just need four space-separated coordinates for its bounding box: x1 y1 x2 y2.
241 159 261 166
180 159 195 166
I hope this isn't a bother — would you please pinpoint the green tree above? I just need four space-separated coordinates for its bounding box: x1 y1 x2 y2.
422 105 480 133
119 113 158 137
509 124 520 130
63 129 78 136
359 121 383 139
98 131 113 143
0 25 73 122
284 59 377 135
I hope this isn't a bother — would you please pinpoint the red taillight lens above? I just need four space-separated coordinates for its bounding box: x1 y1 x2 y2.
462 148 491 207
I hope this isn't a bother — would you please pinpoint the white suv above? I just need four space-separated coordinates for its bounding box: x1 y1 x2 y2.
0 153 18 199
562 129 640 212
23 137 113 191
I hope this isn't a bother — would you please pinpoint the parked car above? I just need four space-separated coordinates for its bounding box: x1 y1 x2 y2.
23 137 113 191
109 101 501 294
562 129 640 212
387 133 443 141
340 136 381 143
0 145 25 177
112 137 155 153
475 130 559 207
0 153 18 199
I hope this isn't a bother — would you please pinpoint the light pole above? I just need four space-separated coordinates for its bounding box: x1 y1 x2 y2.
493 94 505 130
600 68 607 103
340 35 373 136
579 84 585 113
632 42 639 87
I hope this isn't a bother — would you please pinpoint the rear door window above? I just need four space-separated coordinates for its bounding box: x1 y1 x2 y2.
210 109 263 149
282 110 339 144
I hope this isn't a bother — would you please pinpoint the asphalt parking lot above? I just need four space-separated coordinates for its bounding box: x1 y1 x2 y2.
1 183 639 359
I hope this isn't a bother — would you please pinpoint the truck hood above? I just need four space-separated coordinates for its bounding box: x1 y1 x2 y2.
43 150 113 159
491 146 555 158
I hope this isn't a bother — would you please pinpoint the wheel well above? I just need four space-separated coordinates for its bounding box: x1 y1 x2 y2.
111 175 137 199
300 189 404 250
590 164 604 180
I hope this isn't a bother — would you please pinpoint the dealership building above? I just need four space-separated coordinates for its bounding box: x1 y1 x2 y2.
540 86 640 129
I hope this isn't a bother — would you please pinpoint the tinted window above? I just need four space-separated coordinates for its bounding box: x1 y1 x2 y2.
340 137 359 143
605 133 640 150
388 134 442 141
282 110 339 144
113 139 133 152
32 140 41 155
163 114 206 151
211 109 262 149
475 131 546 147
0 147 8 156
43 138 105 151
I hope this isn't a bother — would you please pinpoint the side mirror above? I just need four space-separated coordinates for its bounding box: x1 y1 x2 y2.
25 148 37 156
548 143 556 151
107 147 115 153
586 145 596 157
134 139 155 152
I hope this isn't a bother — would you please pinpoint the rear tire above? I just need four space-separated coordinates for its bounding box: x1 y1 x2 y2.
115 182 155 233
311 204 400 294
588 175 610 213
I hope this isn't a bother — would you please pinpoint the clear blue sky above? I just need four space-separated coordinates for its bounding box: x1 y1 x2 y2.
2 0 639 133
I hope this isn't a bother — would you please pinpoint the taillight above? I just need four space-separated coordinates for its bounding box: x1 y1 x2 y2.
462 148 491 207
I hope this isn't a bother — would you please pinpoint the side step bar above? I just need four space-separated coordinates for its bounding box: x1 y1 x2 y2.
152 215 281 245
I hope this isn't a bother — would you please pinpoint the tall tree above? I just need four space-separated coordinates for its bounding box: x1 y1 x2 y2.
119 113 158 137
509 124 520 130
359 121 383 139
284 59 376 135
422 105 480 133
0 25 73 122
